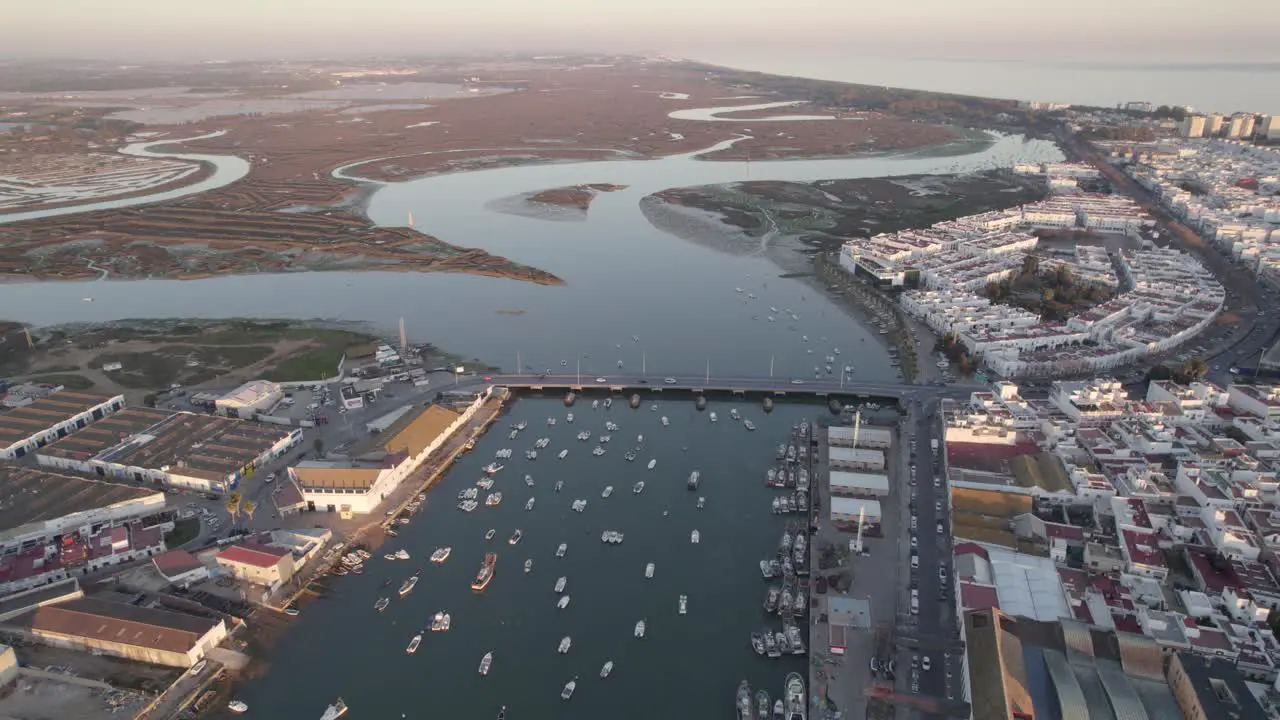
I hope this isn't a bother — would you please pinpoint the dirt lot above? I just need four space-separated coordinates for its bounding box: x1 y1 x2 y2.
0 639 178 694
0 674 148 720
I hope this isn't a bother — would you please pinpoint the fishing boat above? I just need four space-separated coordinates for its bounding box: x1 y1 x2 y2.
780 531 793 554
320 698 348 720
765 586 780 612
751 631 766 655
687 471 700 490
557 595 570 609
398 576 419 597
764 631 780 657
697 496 705 509
785 672 806 720
430 547 451 563
485 529 496 541
555 576 567 593
508 529 523 545
773 699 784 720
647 459 656 470
471 553 497 591
645 562 655 578
744 420 756 431
374 597 389 612
558 636 572 653
633 481 645 494
406 633 422 654
775 631 788 657
678 595 688 615
786 624 805 654
525 497 535 511
736 680 752 720
556 543 567 558
600 660 613 678
771 497 782 514
634 620 646 638
757 690 771 720
691 529 700 544
602 485 613 498
485 492 503 507
479 652 493 675
555 480 564 492
561 677 577 700
431 611 452 632
484 463 503 474
524 559 532 573
228 701 249 714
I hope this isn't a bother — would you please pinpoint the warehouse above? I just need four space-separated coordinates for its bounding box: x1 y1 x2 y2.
37 408 302 495
214 380 283 419
24 597 227 668
828 446 886 472
830 470 890 497
827 425 892 449
0 390 124 460
830 497 882 535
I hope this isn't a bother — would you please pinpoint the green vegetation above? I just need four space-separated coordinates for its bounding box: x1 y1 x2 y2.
935 335 977 377
984 255 1115 322
1145 358 1210 385
163 517 201 547
261 345 347 382
26 373 94 390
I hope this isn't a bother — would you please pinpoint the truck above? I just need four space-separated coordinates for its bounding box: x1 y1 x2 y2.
930 439 938 451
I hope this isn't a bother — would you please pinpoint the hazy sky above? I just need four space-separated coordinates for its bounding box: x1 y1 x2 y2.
4 0 1277 61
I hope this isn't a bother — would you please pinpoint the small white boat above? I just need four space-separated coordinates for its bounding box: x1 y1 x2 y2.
678 594 688 615
524 559 533 573
661 416 670 427
600 660 613 678
406 633 422 654
558 449 568 460
555 480 564 492
558 595 570 609
374 597 389 612
484 463 503 474
431 547 451 563
394 549 410 561
697 496 705 509
556 543 568 558
730 408 740 421
637 434 644 443
602 485 613 498
555 576 567 592
710 412 718 422
228 701 249 714
647 459 656 470
479 652 493 675
645 562 655 578
526 497 536 511
320 698 348 720
592 399 599 409
633 481 645 494
485 529 496 540
525 474 535 486
634 620 646 638
566 413 574 423
558 636 572 653
744 420 756 431
547 417 556 425
562 677 577 700
691 530 700 544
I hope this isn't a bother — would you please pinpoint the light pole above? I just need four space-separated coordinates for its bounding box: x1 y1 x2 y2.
642 352 646 379
705 359 710 385
770 355 775 378
576 356 581 386
516 351 522 377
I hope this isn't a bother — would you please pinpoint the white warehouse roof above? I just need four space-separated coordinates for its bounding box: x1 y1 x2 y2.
980 542 1071 622
829 471 889 494
828 426 892 445
829 447 885 467
217 380 282 408
830 497 882 520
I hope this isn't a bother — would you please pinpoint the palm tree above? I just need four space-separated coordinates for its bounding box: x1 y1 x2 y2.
242 499 257 523
224 491 243 528
1182 357 1209 381
1021 253 1040 278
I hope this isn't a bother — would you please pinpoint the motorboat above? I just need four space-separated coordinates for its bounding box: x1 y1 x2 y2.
558 636 572 653
484 463 503 474
406 633 422 654
645 562 655 578
637 434 644 444
431 547 452 563
600 435 611 443
485 529 496 541
509 529 523 545
525 497 535 511
320 698 348 720
557 595 570 609
592 445 606 456
678 595 688 615
592 399 599 409
691 530 700 544
572 499 587 512
476 478 494 490
736 680 752 720
600 660 613 678
661 416 670 427
633 481 645 494
757 690 771 720
524 559 532 573
374 597 389 612
602 485 614 498
548 417 557 425
383 553 398 561
710 411 719 423
398 576 419 597
561 677 577 700
394 549 410 560
634 620 646 638
785 672 806 720
744 420 756 431
558 449 568 460
647 459 656 470
228 701 249 714
624 450 637 462
556 543 567 558
687 471 700 490
479 651 493 675
431 611 452 632
485 492 502 507
525 450 537 460
554 480 564 492
566 413 574 423
730 408 741 421
555 576 567 593
471 553 497 592
697 496 705 509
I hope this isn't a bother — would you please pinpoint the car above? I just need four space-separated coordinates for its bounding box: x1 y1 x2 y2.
595 377 608 383
910 535 918 548
910 553 919 569
484 376 492 381
922 656 932 671
937 521 945 534
265 472 276 483
790 379 805 385
190 659 207 675
935 500 942 512
663 377 678 385
283 608 300 616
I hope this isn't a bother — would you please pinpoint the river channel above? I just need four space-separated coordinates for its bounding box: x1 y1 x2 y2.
234 396 814 719
0 131 1061 380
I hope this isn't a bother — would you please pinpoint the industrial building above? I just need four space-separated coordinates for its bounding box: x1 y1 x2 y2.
829 497 881 534
828 446 886 472
215 543 295 588
829 470 890 497
0 390 124 460
1166 651 1267 720
827 425 892 449
36 407 302 495
151 550 210 588
22 597 227 668
214 380 283 419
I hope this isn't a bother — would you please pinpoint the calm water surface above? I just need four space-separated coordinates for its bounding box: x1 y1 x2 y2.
237 397 812 719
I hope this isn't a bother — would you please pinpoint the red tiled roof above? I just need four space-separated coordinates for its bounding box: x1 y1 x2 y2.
1044 522 1086 541
1121 529 1166 569
217 543 288 569
152 550 202 578
959 582 1000 611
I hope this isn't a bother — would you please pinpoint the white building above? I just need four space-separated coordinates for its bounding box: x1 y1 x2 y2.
827 425 892 449
829 471 890 497
0 391 125 460
829 497 882 530
828 447 886 472
215 380 283 419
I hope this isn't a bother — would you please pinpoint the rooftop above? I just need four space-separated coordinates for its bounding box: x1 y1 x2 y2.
291 465 383 492
217 543 289 569
0 391 119 445
0 467 160 537
25 597 221 654
151 550 203 579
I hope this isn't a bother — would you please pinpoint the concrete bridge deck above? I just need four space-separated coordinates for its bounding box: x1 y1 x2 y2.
469 373 933 400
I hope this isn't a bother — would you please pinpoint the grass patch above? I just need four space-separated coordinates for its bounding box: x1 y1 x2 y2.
27 373 95 390
164 517 201 547
262 346 347 382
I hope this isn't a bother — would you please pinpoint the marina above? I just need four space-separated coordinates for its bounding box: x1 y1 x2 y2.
233 396 812 718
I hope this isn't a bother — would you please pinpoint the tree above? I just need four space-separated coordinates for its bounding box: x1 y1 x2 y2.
312 437 324 456
224 491 243 527
1182 357 1209 381
1021 253 1040 278
242 499 257 523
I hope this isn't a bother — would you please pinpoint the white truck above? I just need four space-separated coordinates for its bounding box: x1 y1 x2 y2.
930 439 939 451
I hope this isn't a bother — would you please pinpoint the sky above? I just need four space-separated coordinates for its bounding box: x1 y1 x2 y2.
4 0 1278 62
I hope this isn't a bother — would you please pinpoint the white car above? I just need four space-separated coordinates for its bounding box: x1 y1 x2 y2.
595 377 608 383
910 535 918 548
911 553 919 569
663 377 678 385
922 656 932 671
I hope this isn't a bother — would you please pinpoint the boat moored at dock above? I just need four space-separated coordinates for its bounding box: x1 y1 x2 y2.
785 672 806 720
736 680 752 720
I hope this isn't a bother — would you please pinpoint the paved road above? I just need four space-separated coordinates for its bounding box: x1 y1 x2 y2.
456 372 959 401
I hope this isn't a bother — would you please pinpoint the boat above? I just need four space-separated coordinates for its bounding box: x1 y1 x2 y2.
558 449 568 460
556 543 567 558
430 547 452 564
678 594 688 615
458 499 479 512
562 677 577 700
751 631 766 655
785 672 806 720
228 701 249 714
687 471 700 490
773 699 784 720
566 413 574 423
710 412 718 423
485 529 496 541
398 576 419 597
557 595 570 609
431 611 452 632
780 532 793 553
764 632 780 657
637 434 644 443
547 417 556 425
477 478 494 490
374 597 389 612
525 497 535 511
780 589 793 616
605 397 613 408
744 420 756 431
471 553 497 591
602 485 613 498
757 690 771 720
525 450 537 460
662 415 671 426
558 636 572 653
524 559 532 573
645 562 655 578
775 631 788 656
479 652 493 675
485 492 503 507
647 459 656 470
320 698 348 720
383 553 398 561
554 480 564 492
406 633 422 654
786 624 805 654
517 421 527 431
697 496 705 509
509 529 523 545
592 399 599 409
484 463 503 474
555 576 567 593
592 445 606 456
572 499 587 512
731 408 741 421
691 530 700 544
736 680 752 720
600 660 613 678
793 591 807 615
776 443 787 459
624 450 637 462
766 585 781 612
771 497 782 514
633 481 645 494
394 549 410 560
634 620 646 638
